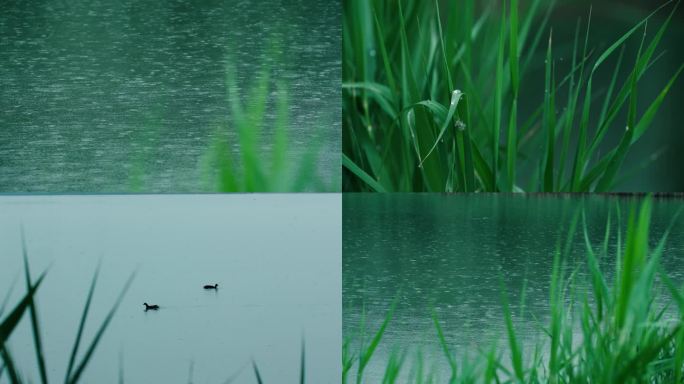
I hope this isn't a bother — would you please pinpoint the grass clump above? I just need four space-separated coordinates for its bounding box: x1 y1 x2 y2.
199 52 334 192
343 0 683 192
343 197 684 382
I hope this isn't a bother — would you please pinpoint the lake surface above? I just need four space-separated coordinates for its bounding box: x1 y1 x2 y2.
0 0 340 192
343 194 684 382
0 194 341 383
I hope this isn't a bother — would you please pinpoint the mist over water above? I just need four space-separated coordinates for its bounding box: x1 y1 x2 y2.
0 194 341 383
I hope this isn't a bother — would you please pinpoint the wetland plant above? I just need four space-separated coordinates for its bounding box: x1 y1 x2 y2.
343 197 684 382
0 238 135 384
200 55 333 192
343 0 683 192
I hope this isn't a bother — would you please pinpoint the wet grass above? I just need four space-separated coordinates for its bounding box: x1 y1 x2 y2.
125 53 336 193
343 0 683 192
343 197 684 382
198 54 335 192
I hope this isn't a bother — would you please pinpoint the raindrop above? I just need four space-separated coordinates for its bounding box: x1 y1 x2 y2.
455 120 466 131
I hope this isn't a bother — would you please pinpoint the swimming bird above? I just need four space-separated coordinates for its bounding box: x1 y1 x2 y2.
143 303 159 311
203 284 218 290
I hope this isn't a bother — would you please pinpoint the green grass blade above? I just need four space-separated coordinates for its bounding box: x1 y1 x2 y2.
556 20 582 189
252 360 263 384
500 279 524 381
371 5 397 94
586 1 677 159
509 0 520 98
431 308 457 379
67 272 136 384
342 153 387 192
631 64 684 144
598 46 625 128
0 272 46 348
270 81 289 191
542 30 554 192
493 0 506 189
594 26 647 192
591 1 672 75
435 0 453 92
506 99 518 191
0 348 21 384
300 338 305 384
64 265 101 383
21 230 48 384
0 277 19 318
418 90 463 168
357 295 399 381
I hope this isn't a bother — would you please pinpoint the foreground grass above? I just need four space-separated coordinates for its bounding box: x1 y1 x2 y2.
0 235 308 383
344 197 684 382
128 48 336 193
343 0 682 192
199 58 334 192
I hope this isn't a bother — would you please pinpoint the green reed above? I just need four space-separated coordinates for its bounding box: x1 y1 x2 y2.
343 0 682 192
199 54 334 192
344 197 684 382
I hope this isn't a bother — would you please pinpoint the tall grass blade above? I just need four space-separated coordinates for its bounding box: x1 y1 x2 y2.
64 265 101 383
509 0 520 98
500 279 524 381
493 0 506 189
542 30 555 192
0 272 46 347
357 295 399 382
300 338 305 384
506 99 518 191
21 229 48 384
67 272 136 384
431 309 457 381
343 154 387 192
252 360 263 384
0 348 21 384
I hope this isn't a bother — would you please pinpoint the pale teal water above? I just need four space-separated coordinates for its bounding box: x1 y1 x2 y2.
0 0 340 192
343 194 684 382
0 194 341 383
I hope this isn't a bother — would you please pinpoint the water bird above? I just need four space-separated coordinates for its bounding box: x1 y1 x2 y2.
143 303 159 311
203 284 218 290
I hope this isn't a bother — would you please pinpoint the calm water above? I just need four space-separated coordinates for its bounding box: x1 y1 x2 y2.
0 0 340 192
343 194 684 382
0 194 341 383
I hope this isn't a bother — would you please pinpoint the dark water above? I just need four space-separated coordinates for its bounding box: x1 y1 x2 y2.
0 0 340 192
0 194 341 383
343 194 684 381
